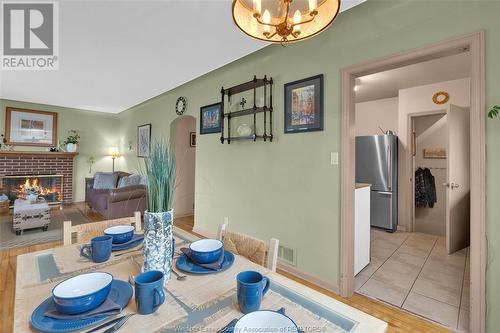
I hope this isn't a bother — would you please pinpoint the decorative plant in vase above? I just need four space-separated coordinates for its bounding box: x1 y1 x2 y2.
64 130 80 152
141 139 176 281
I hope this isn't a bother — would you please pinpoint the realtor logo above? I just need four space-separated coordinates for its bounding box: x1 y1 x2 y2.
1 1 59 70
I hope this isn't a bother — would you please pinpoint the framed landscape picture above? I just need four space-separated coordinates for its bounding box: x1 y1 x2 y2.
137 124 151 158
284 74 323 134
200 102 221 134
5 107 57 146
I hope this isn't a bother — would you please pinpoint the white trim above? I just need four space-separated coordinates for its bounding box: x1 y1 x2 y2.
277 261 340 294
340 31 486 333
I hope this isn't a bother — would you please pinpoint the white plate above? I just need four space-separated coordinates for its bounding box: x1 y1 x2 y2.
234 310 299 332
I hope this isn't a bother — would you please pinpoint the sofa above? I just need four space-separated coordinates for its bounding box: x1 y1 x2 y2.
85 171 146 219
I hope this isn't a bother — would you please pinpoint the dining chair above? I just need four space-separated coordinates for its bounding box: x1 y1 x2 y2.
63 211 142 245
216 223 279 272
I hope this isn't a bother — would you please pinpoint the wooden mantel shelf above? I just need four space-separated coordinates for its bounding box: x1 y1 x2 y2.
0 151 79 158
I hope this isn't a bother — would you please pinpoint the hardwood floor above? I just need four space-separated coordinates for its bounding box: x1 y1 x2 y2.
0 212 450 333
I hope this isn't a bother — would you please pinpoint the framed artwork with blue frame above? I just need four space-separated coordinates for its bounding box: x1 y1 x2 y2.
284 74 324 134
200 102 222 134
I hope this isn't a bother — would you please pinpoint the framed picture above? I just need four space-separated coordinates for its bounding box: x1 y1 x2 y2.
190 132 196 147
200 102 222 134
5 107 57 146
137 124 151 158
284 74 323 134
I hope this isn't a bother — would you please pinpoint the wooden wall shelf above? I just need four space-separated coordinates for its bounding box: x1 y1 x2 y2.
220 75 273 144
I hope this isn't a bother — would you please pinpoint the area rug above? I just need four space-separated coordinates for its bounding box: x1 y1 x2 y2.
0 206 91 250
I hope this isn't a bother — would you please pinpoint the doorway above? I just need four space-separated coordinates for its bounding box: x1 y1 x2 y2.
170 116 196 230
340 32 485 333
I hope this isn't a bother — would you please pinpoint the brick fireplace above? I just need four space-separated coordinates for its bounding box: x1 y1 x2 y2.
0 151 78 204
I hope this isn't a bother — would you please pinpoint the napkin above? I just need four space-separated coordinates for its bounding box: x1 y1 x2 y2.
180 247 225 270
44 298 122 320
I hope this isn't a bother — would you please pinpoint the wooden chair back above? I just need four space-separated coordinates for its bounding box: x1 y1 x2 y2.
217 223 279 272
63 212 142 245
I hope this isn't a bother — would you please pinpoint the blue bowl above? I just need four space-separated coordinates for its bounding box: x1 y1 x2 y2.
189 239 224 264
104 225 135 244
52 272 113 315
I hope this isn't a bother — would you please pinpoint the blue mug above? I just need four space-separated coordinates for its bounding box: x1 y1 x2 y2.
134 270 165 315
237 271 270 314
80 236 113 263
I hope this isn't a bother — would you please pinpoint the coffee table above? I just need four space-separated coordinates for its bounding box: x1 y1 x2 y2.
13 199 50 235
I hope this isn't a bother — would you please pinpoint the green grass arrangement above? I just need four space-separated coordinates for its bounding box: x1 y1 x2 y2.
142 139 176 213
488 105 500 119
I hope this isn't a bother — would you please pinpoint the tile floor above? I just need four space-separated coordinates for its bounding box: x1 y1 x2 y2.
355 229 470 332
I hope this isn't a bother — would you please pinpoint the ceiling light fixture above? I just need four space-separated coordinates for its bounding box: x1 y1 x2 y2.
232 0 341 44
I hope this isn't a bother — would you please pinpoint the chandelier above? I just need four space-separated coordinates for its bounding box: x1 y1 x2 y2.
232 0 341 44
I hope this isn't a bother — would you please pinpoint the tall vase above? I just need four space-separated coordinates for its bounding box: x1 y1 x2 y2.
142 210 173 282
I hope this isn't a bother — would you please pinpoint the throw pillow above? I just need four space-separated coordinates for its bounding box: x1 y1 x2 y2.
117 173 142 188
93 172 119 189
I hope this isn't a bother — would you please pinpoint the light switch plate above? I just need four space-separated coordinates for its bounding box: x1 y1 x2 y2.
331 152 339 165
224 217 229 226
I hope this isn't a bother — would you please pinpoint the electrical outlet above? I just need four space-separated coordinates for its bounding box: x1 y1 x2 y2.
224 217 229 226
330 152 339 165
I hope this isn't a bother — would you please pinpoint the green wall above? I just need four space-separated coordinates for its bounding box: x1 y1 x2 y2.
119 1 500 330
0 99 121 201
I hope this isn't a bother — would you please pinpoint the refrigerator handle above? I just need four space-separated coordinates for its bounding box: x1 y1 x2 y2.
387 146 392 191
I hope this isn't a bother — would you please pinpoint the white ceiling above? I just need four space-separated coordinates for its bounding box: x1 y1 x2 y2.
355 52 471 103
0 0 365 113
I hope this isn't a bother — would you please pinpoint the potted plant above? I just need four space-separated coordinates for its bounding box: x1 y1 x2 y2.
488 105 500 118
64 130 80 152
141 140 176 281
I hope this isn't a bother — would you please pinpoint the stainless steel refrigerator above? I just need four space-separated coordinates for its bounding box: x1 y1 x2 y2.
355 134 398 232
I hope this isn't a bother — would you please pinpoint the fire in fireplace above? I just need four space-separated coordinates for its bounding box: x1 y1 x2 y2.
0 175 63 205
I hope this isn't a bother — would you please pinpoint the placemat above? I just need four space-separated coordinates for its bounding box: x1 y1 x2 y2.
197 290 345 333
52 234 186 275
14 259 188 333
166 254 269 310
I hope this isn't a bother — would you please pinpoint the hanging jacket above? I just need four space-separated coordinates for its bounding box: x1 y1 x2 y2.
415 167 437 208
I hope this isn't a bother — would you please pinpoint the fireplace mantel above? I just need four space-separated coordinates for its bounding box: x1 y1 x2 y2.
0 151 78 158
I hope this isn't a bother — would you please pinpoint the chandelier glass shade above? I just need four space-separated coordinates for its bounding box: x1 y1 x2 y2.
232 0 341 43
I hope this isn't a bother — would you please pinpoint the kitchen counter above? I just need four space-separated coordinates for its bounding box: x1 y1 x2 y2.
355 183 371 189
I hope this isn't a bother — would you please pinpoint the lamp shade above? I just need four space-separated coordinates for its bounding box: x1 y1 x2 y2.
109 147 120 157
232 0 341 43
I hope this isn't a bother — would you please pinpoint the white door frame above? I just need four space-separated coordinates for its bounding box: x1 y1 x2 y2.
340 31 485 332
407 109 448 232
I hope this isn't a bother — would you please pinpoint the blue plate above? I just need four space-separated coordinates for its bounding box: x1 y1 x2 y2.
176 250 234 274
111 234 144 251
31 279 132 333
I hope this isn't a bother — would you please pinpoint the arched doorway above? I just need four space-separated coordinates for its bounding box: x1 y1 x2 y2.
170 116 196 229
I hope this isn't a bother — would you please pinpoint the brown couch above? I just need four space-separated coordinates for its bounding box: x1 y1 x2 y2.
85 172 146 219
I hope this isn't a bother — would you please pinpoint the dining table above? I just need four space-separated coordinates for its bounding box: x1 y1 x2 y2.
13 226 388 333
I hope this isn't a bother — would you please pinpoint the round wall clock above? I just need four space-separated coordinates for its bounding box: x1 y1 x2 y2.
175 97 187 115
432 91 450 105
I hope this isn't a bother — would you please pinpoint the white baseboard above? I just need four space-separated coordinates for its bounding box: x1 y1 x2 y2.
192 225 340 294
277 261 340 294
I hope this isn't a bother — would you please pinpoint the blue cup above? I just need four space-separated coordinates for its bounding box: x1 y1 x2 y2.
237 271 270 314
80 236 113 263
134 270 165 315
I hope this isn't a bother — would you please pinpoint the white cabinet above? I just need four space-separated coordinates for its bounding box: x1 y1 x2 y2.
355 184 371 275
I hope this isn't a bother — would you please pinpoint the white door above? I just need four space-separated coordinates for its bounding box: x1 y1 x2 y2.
446 105 470 254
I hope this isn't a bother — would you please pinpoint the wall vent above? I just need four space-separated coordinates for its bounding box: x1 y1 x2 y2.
278 244 296 266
